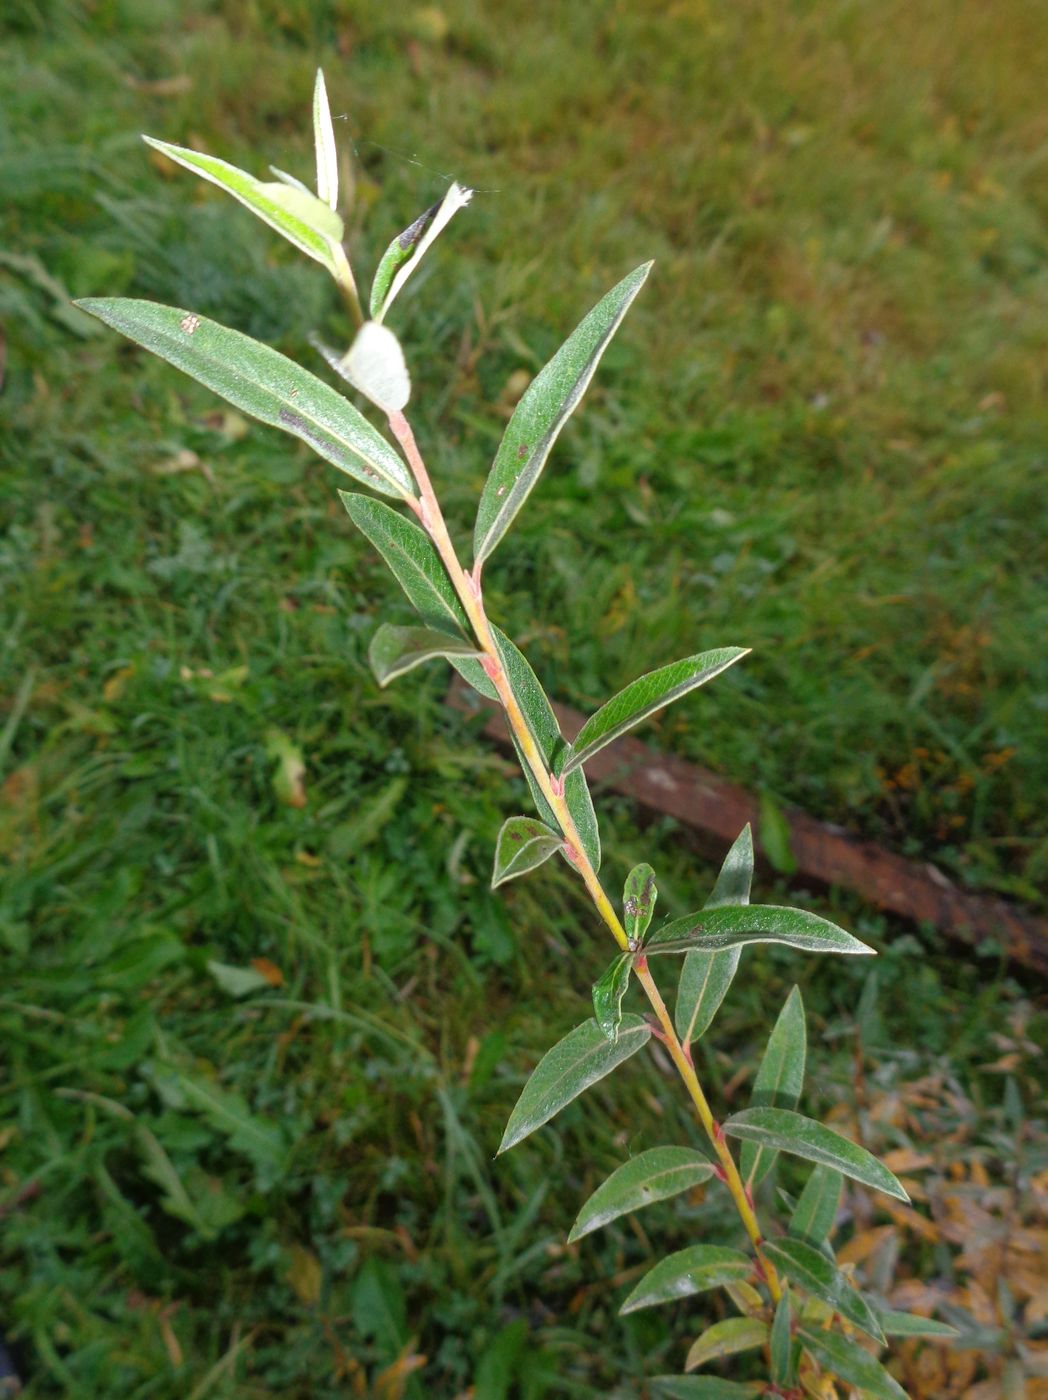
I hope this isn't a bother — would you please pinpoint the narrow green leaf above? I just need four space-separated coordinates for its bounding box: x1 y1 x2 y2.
623 863 657 945
492 816 562 888
175 1072 287 1173
878 1309 959 1339
560 648 748 776
491 628 601 872
685 1317 767 1371
741 985 806 1186
312 69 338 211
498 1016 650 1154
142 137 344 273
651 1381 764 1400
789 1164 843 1247
368 623 482 687
568 1146 714 1243
473 262 652 567
763 1237 885 1343
75 300 414 499
770 1289 793 1387
370 182 473 321
619 1244 752 1315
723 1108 909 1202
676 824 754 1045
797 1327 907 1400
649 903 874 957
592 954 634 1041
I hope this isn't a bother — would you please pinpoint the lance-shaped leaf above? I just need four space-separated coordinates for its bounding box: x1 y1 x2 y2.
623 863 657 945
797 1327 907 1400
651 1381 765 1400
339 493 495 700
76 299 414 499
368 624 482 688
620 1244 752 1315
723 1108 909 1202
685 1317 767 1372
763 1237 885 1343
498 1016 650 1154
789 1164 842 1247
648 903 874 957
741 985 806 1186
592 954 634 1041
490 627 601 872
769 1289 794 1388
142 137 344 276
559 648 747 776
312 69 338 211
492 816 562 888
675 825 753 1045
371 182 473 321
878 1310 959 1338
568 1146 714 1243
473 262 652 567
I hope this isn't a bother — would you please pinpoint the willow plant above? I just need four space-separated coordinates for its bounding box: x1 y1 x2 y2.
76 72 954 1399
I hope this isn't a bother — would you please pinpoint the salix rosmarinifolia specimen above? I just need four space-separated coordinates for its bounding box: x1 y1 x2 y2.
77 72 956 1398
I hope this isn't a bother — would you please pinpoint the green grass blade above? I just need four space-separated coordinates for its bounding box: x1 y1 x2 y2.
741 985 806 1185
497 1016 651 1154
649 903 874 956
491 816 562 887
568 1146 714 1243
723 1108 909 1202
763 1237 886 1343
619 1244 752 1314
75 299 412 497
142 136 343 272
560 647 748 775
368 624 482 687
473 261 652 567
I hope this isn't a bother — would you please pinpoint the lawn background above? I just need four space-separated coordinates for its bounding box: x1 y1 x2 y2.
2 1 1046 1396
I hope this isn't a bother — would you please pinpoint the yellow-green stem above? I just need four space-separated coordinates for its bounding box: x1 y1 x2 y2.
387 407 780 1304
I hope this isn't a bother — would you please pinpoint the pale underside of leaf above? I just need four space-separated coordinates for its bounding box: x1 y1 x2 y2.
142 138 343 272
498 1016 650 1154
685 1316 768 1372
473 261 652 568
560 647 749 776
568 1146 715 1242
368 623 481 687
723 1107 910 1202
619 1244 752 1315
333 320 412 412
75 299 413 498
491 816 563 887
312 68 338 211
648 903 874 957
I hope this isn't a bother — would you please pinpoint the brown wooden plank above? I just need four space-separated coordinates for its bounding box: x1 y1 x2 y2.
446 676 1048 976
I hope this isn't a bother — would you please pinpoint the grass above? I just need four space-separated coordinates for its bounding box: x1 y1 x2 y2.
2 1 1047 1395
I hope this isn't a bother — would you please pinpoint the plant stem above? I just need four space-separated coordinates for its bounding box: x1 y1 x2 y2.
387 407 781 1304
